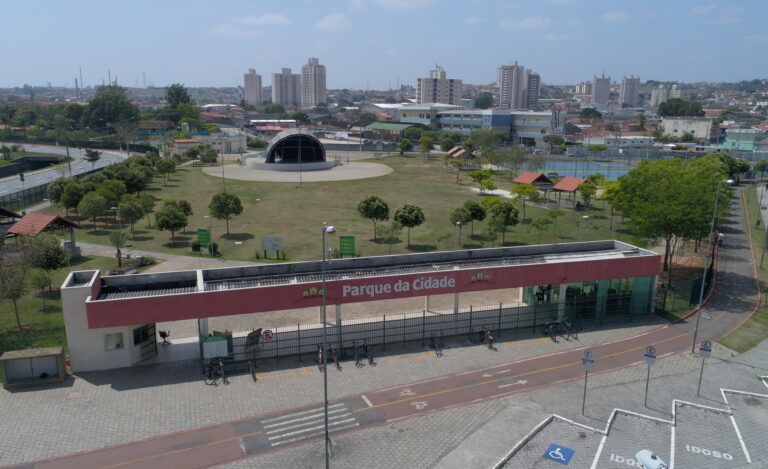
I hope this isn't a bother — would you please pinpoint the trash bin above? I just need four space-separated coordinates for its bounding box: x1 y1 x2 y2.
135 255 144 266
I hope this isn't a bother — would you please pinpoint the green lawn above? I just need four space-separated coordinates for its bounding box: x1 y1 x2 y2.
49 154 650 262
0 256 116 355
719 185 768 353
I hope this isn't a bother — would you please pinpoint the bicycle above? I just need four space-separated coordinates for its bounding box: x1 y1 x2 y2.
362 341 375 366
204 358 228 386
482 329 497 351
353 341 363 368
329 346 341 370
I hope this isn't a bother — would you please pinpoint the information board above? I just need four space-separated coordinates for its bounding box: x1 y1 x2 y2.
339 236 356 257
197 228 211 249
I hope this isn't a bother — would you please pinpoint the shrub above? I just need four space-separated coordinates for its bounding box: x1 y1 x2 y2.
190 241 201 252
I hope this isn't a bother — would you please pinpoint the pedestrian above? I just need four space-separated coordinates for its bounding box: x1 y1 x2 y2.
717 232 725 247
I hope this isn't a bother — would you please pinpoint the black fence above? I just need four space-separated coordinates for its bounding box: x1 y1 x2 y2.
206 298 648 374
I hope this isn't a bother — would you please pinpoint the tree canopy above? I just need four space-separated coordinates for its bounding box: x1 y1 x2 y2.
488 200 519 244
357 195 389 240
82 86 139 131
657 98 704 117
165 83 192 107
393 204 425 247
208 192 244 236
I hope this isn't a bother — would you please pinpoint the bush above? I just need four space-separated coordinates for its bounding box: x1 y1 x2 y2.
209 242 219 256
190 241 201 252
142 256 156 266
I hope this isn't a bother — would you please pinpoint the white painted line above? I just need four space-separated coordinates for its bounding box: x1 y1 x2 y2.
267 418 356 441
669 424 675 469
265 413 352 435
361 395 373 407
261 403 344 424
496 369 511 374
589 434 608 469
372 375 448 393
262 408 346 429
239 438 247 456
729 414 752 463
269 422 360 447
497 383 517 388
761 376 768 388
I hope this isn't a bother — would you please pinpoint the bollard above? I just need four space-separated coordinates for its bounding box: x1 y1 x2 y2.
402 313 406 349
421 310 426 346
468 308 473 341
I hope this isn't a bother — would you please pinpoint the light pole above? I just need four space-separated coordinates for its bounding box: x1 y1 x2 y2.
581 215 589 241
204 215 213 256
691 179 733 353
456 221 462 247
321 221 336 468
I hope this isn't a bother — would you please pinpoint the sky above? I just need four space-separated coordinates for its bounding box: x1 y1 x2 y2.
3 0 767 90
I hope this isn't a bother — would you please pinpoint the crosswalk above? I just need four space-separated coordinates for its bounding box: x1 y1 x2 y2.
495 385 768 468
261 403 360 447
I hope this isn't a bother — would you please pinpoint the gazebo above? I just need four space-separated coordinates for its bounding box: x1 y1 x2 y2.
552 176 587 208
8 212 81 257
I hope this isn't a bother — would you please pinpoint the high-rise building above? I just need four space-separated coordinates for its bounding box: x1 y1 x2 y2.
619 75 640 107
416 65 462 105
576 81 592 95
526 72 541 110
650 84 669 107
591 74 611 106
271 68 301 107
497 62 528 109
301 58 326 109
670 84 682 99
244 69 262 108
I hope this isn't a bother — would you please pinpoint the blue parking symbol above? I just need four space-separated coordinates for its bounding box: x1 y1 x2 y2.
542 444 575 465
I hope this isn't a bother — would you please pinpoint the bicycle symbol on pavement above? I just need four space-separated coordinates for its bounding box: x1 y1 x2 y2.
410 401 429 410
400 388 416 397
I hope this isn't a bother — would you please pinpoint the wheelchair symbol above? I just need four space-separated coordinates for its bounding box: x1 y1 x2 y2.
549 448 566 461
543 443 575 465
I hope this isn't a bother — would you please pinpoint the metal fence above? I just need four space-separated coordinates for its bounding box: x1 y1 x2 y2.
211 297 647 373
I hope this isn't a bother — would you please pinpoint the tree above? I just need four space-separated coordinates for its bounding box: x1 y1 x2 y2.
84 149 102 170
470 169 495 194
109 230 129 267
657 98 704 117
155 204 187 242
511 183 539 220
754 160 768 178
440 133 463 152
82 86 139 131
468 129 505 148
25 234 67 290
30 269 52 311
375 221 403 255
529 216 553 243
450 158 466 183
138 195 156 228
118 198 144 237
155 158 176 185
0 260 27 330
47 177 73 205
450 207 472 246
681 132 695 142
419 136 434 160
481 178 497 193
579 108 602 120
0 145 10 160
542 134 564 152
547 209 566 237
403 127 423 140
463 200 486 237
288 112 311 125
474 92 493 109
264 103 285 114
357 195 389 240
488 200 519 244
165 83 192 107
397 138 413 155
78 192 108 228
578 181 598 206
394 204 425 248
636 113 647 130
208 192 244 236
61 182 85 216
163 199 192 233
587 144 608 155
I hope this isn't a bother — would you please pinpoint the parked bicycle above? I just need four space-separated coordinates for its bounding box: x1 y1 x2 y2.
203 358 229 386
430 332 444 357
541 319 579 341
353 341 363 368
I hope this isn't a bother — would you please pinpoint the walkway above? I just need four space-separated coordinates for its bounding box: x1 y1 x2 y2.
0 188 759 469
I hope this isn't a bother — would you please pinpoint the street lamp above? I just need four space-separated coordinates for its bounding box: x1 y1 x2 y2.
321 221 336 468
204 215 213 256
691 179 733 353
581 215 589 241
456 221 462 247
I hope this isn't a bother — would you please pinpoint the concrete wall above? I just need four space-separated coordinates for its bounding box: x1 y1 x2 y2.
61 270 145 372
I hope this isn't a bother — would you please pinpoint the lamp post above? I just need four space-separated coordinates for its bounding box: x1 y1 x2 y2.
691 179 733 353
204 215 213 256
456 221 462 247
321 221 336 468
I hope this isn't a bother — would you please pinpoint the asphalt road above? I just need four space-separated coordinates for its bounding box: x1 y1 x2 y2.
0 144 127 198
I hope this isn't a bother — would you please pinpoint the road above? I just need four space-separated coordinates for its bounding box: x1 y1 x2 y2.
0 144 127 198
2 190 757 469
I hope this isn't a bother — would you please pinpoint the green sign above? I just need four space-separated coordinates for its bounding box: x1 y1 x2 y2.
197 228 211 248
339 236 356 257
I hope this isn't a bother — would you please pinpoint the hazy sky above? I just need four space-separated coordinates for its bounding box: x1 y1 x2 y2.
4 0 766 90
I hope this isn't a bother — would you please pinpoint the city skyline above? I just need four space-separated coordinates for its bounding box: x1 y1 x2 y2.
2 0 766 90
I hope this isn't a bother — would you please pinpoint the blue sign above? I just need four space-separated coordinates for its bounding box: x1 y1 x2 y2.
543 444 575 465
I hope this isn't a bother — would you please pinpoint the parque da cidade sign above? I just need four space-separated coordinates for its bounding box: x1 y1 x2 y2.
340 275 458 299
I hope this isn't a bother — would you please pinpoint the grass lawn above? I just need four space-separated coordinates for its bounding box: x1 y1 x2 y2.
47 154 652 262
0 256 157 356
719 185 768 353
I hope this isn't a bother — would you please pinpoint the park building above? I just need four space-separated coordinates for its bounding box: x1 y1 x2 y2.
660 117 719 142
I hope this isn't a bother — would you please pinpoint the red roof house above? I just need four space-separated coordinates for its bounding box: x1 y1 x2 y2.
8 212 81 237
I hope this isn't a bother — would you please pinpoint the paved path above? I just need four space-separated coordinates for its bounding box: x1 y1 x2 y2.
2 188 758 469
200 161 392 182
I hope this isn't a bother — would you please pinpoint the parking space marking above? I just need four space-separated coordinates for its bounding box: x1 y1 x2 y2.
254 363 309 379
386 351 436 361
729 414 752 463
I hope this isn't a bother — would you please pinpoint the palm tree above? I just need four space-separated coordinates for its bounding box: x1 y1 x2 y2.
108 229 129 268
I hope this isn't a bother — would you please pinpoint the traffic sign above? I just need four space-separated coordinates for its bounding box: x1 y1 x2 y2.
700 340 712 359
644 345 657 366
582 349 595 371
582 349 594 360
262 329 274 341
543 444 575 465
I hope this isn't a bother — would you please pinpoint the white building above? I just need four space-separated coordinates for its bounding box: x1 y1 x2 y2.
243 69 262 108
620 75 640 107
416 65 462 105
661 117 719 141
650 85 669 107
301 57 326 109
272 68 301 107
591 74 611 106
